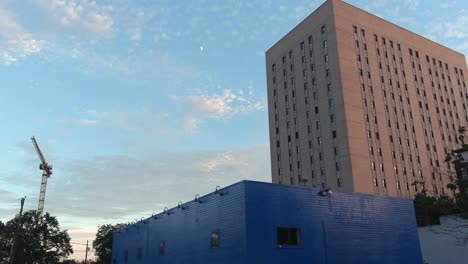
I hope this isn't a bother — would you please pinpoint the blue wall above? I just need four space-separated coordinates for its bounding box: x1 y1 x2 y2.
112 182 248 264
244 182 422 264
112 181 423 264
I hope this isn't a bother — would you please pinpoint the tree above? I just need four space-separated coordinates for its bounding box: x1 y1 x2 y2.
93 224 127 264
413 126 468 245
0 210 73 264
0 220 10 262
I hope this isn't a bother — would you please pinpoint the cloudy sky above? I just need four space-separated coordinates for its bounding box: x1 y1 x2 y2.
0 0 467 260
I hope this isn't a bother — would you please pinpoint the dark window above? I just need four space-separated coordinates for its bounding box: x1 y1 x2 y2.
277 227 300 246
211 231 220 248
159 241 165 256
137 248 142 260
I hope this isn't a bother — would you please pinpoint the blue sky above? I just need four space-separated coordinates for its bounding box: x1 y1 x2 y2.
0 0 467 259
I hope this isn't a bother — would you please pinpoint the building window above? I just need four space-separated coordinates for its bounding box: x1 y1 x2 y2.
159 241 165 256
323 40 327 48
211 231 220 248
137 248 142 260
277 227 300 246
337 178 342 187
321 25 326 34
324 54 329 62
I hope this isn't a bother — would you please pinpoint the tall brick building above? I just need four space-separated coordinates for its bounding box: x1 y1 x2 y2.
266 0 468 198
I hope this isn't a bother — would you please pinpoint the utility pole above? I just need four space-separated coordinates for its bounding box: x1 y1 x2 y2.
9 197 26 264
84 240 89 264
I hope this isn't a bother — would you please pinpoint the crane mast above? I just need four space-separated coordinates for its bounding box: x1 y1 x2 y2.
31 136 52 215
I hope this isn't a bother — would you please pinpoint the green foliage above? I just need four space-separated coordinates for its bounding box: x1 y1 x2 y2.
414 179 468 219
417 125 468 219
415 129 468 218
0 220 10 262
93 223 127 264
0 210 73 264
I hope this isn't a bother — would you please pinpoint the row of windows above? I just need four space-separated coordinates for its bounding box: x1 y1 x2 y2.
272 24 342 189
120 231 221 263
407 48 453 194
380 35 417 197
355 26 388 195
422 53 463 185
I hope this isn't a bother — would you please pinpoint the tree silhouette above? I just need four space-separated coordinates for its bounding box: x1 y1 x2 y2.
93 223 127 264
0 210 73 264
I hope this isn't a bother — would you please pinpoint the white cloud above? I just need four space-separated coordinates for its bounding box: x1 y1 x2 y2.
172 89 264 132
403 0 420 10
2 144 271 220
82 12 113 34
0 8 42 65
33 0 113 36
71 47 80 58
173 89 264 119
440 1 457 9
1 143 271 260
426 15 467 40
199 151 249 176
445 16 468 39
183 115 201 133
127 10 146 42
77 119 98 126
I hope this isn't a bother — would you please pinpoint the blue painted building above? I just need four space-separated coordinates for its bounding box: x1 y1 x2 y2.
112 181 423 264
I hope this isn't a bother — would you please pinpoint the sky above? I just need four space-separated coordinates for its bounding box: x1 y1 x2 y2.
0 0 467 260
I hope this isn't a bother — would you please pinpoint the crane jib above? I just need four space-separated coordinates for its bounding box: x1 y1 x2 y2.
31 136 53 214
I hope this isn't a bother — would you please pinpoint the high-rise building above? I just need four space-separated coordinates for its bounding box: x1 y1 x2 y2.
266 0 468 198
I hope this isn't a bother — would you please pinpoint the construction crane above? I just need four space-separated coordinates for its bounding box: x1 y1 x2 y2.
31 136 52 215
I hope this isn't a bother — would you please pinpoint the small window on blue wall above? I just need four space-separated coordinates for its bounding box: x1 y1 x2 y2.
211 231 220 248
277 227 301 246
159 241 165 256
137 248 142 260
